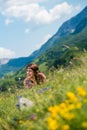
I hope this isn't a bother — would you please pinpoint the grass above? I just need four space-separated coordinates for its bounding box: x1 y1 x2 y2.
0 53 87 130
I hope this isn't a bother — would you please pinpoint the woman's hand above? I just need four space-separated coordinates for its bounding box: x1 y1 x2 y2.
23 77 35 88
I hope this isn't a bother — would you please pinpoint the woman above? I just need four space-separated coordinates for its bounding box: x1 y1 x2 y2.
24 63 46 88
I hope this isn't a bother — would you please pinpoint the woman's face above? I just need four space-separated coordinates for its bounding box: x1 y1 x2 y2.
26 68 34 77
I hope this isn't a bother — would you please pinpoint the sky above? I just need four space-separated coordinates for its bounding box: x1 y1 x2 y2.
0 0 87 59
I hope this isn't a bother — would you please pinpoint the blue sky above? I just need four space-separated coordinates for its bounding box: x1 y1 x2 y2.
0 0 87 59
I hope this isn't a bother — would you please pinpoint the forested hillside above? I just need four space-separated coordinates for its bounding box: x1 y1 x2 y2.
37 27 87 68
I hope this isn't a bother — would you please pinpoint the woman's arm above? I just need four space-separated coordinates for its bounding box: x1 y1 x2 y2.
38 72 46 82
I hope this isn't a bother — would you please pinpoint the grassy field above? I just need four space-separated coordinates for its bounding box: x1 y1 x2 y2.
0 54 87 130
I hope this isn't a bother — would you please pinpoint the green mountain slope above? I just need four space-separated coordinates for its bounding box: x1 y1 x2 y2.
37 27 87 68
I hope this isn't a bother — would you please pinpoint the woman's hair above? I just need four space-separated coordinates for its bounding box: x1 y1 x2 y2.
26 63 44 84
26 63 39 72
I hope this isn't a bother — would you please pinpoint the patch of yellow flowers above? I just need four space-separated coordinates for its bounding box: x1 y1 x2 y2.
47 86 87 130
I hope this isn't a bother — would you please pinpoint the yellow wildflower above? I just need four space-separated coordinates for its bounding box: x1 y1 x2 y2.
63 112 75 120
48 105 59 114
68 104 75 110
0 118 2 123
59 103 67 109
36 109 40 112
82 122 87 128
75 102 82 109
48 105 60 118
59 108 68 116
18 120 23 124
59 103 69 113
66 92 78 102
47 117 59 130
77 87 86 97
24 120 30 125
83 98 87 103
49 95 53 99
62 124 70 130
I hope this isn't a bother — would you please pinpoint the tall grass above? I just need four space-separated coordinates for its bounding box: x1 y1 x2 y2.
0 54 87 130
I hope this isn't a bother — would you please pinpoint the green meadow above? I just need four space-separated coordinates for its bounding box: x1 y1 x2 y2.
0 53 87 130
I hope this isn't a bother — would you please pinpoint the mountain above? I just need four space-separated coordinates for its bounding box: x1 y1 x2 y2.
38 26 87 68
56 6 87 36
0 6 87 77
0 53 38 77
30 6 87 56
73 16 87 34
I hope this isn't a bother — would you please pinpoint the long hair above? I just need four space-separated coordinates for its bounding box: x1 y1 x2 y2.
26 63 43 84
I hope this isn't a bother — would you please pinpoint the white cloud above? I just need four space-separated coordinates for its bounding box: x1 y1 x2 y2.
5 18 13 25
0 0 81 25
0 47 16 58
34 2 74 24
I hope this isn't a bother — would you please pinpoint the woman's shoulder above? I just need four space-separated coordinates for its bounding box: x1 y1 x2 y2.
38 72 46 79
